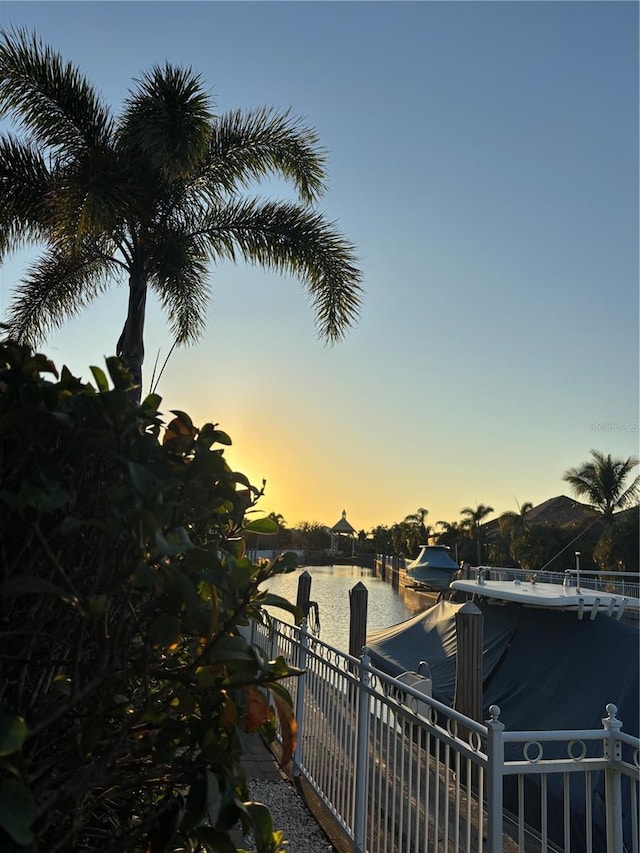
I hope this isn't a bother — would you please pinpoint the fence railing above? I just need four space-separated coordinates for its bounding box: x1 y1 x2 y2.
250 616 640 853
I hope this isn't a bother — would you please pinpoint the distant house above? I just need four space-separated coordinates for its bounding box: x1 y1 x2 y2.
524 495 598 526
483 495 597 540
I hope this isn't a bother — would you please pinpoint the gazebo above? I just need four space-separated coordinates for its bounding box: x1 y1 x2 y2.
330 509 356 556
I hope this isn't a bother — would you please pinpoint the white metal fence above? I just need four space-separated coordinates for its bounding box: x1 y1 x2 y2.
249 616 640 853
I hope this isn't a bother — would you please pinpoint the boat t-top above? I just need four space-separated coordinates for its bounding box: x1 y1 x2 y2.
404 544 459 592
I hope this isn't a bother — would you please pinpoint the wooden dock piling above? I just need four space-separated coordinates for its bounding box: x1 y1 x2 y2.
349 581 368 658
296 570 312 624
453 601 483 724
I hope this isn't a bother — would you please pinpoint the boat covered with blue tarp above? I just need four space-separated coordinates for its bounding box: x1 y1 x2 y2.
404 545 459 591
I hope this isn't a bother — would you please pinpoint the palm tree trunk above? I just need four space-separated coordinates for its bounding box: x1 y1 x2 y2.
116 271 147 402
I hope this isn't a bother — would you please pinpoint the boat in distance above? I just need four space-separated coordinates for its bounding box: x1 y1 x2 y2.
404 544 459 592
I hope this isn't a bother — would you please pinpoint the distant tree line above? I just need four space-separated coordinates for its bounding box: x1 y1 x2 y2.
264 450 639 573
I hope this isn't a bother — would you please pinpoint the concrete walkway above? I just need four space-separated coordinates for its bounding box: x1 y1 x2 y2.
239 733 289 782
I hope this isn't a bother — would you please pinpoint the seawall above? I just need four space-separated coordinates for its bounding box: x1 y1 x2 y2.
373 554 440 613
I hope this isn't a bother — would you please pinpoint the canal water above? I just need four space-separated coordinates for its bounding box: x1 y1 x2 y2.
260 563 417 653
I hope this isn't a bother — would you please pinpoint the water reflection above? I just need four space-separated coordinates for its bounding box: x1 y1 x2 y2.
260 563 415 653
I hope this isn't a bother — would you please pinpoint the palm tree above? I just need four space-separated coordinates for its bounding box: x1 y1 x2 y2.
563 450 639 523
498 500 533 539
460 503 494 565
435 520 464 563
402 507 431 558
403 506 430 538
266 511 288 548
370 524 392 554
498 500 533 566
0 29 362 401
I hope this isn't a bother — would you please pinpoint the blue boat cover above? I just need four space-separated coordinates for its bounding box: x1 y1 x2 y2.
367 598 639 734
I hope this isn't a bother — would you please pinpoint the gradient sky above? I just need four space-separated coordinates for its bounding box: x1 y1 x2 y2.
1 1 638 533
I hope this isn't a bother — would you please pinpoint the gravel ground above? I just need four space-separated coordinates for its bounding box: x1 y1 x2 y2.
243 779 335 852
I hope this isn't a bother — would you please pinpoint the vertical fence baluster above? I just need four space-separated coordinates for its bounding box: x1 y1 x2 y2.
355 648 372 853
292 618 308 777
585 770 593 853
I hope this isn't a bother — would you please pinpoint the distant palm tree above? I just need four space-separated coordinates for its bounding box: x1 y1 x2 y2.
0 29 362 401
563 450 639 523
435 520 464 562
268 512 287 529
402 507 431 557
460 503 494 565
266 512 289 548
370 525 393 554
403 506 430 538
499 500 533 539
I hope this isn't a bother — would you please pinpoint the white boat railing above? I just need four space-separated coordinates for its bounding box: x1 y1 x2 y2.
468 566 640 609
249 616 639 853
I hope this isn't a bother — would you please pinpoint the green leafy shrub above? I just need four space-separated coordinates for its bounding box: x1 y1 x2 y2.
0 339 301 852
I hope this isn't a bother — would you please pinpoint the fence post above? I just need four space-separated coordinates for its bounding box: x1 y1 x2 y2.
349 582 368 659
292 618 309 778
296 570 312 621
354 647 372 852
485 704 505 853
602 703 623 852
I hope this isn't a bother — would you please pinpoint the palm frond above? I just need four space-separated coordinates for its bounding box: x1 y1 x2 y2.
562 467 594 494
117 64 212 179
196 199 362 341
460 504 494 524
0 134 52 258
5 242 119 344
0 28 113 154
48 147 137 247
616 477 640 509
198 107 327 205
148 229 210 345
